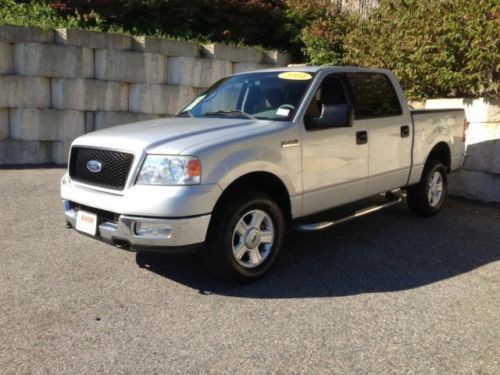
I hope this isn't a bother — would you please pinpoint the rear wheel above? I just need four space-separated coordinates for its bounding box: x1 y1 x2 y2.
407 160 447 216
205 190 285 281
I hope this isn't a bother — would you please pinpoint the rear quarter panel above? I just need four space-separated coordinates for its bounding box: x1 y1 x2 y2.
408 109 466 185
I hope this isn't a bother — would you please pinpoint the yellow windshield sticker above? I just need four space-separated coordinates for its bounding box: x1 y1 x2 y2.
278 72 312 80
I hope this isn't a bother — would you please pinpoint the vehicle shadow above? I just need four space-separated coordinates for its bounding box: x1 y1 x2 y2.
136 199 500 299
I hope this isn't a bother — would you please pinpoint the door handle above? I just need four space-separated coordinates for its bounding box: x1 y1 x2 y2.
356 131 368 145
401 125 410 138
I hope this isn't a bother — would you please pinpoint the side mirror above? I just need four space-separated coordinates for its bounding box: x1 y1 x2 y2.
308 104 353 129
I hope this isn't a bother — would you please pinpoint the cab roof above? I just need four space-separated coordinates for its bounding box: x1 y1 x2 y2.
233 65 393 76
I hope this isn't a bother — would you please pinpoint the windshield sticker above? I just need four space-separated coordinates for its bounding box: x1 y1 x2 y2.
278 72 312 81
183 95 206 111
276 108 291 117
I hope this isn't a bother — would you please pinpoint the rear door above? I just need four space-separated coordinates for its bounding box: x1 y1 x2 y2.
346 73 412 195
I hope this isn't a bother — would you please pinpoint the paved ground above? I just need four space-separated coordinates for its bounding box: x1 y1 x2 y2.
0 168 499 374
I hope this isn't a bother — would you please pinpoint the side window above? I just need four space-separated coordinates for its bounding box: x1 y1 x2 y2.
346 73 402 118
305 75 349 122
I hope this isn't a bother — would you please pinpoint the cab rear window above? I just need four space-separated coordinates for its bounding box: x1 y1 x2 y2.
346 73 402 118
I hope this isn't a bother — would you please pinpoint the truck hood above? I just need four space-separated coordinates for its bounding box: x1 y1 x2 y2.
72 117 274 155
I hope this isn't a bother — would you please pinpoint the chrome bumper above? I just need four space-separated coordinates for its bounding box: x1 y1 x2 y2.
63 200 210 250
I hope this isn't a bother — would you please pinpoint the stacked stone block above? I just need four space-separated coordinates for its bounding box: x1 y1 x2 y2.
51 79 129 111
0 25 288 165
14 43 94 78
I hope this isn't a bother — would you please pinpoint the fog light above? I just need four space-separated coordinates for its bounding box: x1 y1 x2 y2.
135 222 172 238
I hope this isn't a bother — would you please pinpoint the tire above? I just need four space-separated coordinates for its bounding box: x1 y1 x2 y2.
204 190 285 281
407 160 447 216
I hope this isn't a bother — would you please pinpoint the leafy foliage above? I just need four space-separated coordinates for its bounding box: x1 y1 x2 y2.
345 0 499 99
285 0 355 62
301 12 355 65
193 0 292 50
0 0 108 30
52 0 203 39
295 0 499 99
2 1 295 49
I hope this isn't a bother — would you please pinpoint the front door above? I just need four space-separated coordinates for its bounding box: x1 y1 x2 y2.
299 73 369 217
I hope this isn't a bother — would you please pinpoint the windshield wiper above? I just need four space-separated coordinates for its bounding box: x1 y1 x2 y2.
203 110 256 120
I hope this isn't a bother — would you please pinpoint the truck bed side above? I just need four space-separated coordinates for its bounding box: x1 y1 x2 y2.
407 108 466 186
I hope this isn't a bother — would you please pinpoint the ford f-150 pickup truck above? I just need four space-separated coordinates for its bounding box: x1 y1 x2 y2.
61 67 467 280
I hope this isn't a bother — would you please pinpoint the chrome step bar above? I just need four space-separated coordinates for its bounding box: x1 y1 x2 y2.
295 192 403 232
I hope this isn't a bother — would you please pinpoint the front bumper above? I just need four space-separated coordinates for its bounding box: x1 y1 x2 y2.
61 173 222 218
63 200 210 251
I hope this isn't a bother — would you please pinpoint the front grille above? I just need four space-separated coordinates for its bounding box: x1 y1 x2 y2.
69 147 134 190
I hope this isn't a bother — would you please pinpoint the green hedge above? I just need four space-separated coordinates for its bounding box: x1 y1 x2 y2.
0 0 109 31
300 0 499 100
0 1 295 50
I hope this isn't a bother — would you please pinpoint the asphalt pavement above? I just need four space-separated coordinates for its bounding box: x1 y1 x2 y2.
0 168 499 374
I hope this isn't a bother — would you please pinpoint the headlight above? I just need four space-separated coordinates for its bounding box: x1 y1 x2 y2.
136 155 201 185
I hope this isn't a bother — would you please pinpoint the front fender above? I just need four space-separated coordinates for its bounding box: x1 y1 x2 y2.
192 124 302 197
212 149 298 196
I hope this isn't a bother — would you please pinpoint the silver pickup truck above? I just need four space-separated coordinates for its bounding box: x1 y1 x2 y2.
61 67 467 280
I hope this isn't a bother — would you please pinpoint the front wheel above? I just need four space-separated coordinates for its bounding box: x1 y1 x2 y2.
205 190 285 281
407 160 447 216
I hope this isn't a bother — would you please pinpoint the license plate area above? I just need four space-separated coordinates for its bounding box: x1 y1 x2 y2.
76 210 98 236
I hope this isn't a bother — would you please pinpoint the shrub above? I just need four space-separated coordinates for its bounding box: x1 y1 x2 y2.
295 0 499 99
1 1 295 50
344 0 499 99
56 0 201 38
0 0 108 30
285 0 351 62
20 0 294 49
194 0 292 49
300 10 356 65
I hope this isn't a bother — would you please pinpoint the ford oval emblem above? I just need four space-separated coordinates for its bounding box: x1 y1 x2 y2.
86 160 102 173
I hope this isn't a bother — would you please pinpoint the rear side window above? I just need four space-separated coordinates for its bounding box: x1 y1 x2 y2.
346 73 402 118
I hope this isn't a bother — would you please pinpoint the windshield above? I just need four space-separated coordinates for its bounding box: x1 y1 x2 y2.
177 71 315 121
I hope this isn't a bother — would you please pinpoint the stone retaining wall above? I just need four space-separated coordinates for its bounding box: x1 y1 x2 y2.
425 98 500 203
0 25 289 165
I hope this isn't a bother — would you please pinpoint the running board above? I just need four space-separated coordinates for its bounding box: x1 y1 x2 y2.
295 195 403 232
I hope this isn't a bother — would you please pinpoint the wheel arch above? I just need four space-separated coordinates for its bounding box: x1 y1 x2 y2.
213 171 293 222
426 142 451 172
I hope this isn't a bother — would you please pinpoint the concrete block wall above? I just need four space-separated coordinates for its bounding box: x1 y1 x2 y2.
425 98 500 203
0 25 289 165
